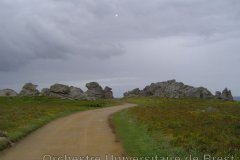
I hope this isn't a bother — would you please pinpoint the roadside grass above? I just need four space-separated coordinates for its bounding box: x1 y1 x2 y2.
113 109 184 157
113 97 240 158
0 96 121 151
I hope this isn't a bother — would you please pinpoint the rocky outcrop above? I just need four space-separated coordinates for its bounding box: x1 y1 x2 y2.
1 82 113 100
84 82 114 100
103 86 114 99
69 86 87 100
40 88 50 96
221 88 233 101
0 89 18 96
215 88 233 101
85 82 105 100
215 91 222 99
123 88 141 97
47 84 87 100
19 83 39 96
50 84 70 95
124 80 214 99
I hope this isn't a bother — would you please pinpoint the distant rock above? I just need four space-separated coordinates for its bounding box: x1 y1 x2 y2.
1 82 114 100
46 84 87 100
215 89 233 101
19 83 39 96
85 83 114 100
49 83 71 99
215 91 222 99
104 86 114 99
85 82 105 100
40 88 50 96
0 89 18 97
124 80 214 99
69 86 87 100
221 88 233 101
123 88 141 97
187 87 213 99
49 84 70 95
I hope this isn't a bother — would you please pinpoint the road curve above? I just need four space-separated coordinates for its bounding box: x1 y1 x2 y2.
0 103 136 160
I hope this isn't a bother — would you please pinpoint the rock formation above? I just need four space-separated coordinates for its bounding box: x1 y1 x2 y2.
18 82 114 100
221 88 233 101
123 88 141 97
69 86 87 100
40 88 50 96
47 84 87 100
85 82 105 100
124 80 214 99
104 86 114 99
49 83 71 98
215 91 222 99
1 82 113 100
215 88 233 101
84 82 114 100
0 89 18 96
19 83 39 96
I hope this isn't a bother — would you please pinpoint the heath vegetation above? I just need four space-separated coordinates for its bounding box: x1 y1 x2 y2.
113 97 240 157
0 96 121 150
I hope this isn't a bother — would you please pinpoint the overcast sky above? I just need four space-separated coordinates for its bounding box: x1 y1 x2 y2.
0 0 240 97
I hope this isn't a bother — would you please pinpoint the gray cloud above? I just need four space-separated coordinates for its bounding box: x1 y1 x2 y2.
0 0 126 71
0 0 240 96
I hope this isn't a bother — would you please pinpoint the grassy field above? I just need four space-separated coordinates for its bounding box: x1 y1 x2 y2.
0 96 121 151
113 97 240 158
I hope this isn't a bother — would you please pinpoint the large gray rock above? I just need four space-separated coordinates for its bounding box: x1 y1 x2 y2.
104 86 114 99
184 87 213 99
49 84 71 98
49 84 70 94
49 83 71 99
142 80 191 98
0 89 18 97
40 88 50 96
124 80 214 99
41 84 87 100
221 88 233 101
69 86 87 100
214 88 233 101
19 83 39 96
85 82 105 100
215 91 222 99
124 88 141 97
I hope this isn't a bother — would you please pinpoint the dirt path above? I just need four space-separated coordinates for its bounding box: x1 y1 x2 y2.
0 103 136 160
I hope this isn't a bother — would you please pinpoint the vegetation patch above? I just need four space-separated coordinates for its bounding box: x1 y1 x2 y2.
114 97 240 158
0 96 121 151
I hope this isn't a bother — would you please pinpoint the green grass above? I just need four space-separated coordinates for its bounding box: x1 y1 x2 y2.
0 96 121 151
113 97 240 158
113 109 179 157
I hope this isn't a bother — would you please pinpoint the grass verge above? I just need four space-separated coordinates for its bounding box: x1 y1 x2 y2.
113 109 167 157
0 96 121 151
113 97 240 158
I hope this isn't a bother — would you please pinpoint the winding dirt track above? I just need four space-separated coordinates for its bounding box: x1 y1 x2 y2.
0 103 136 160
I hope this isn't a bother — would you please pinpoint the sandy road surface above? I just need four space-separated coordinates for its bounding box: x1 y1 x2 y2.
0 103 136 160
